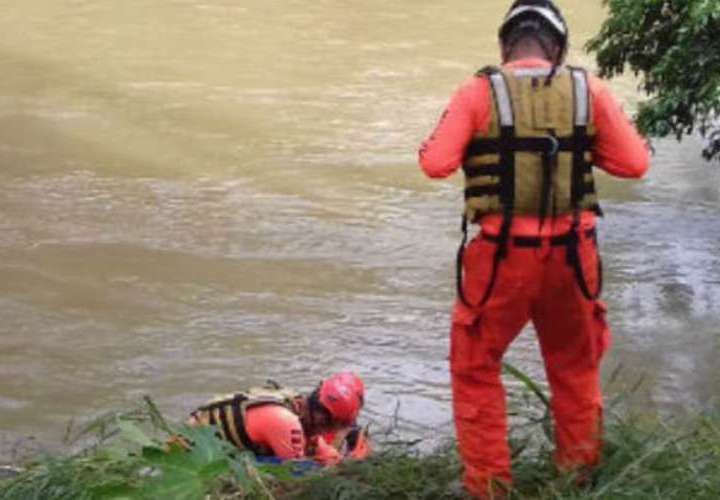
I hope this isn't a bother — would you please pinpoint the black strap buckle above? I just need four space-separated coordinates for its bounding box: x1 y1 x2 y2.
547 135 560 156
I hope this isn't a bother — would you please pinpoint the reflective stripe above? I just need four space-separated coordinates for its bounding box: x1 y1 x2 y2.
505 6 567 36
489 73 514 127
572 69 589 126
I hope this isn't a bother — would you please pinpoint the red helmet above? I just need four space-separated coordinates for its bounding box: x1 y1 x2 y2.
318 372 364 424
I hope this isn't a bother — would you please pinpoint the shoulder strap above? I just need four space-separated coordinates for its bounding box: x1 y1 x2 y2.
487 71 514 128
570 67 590 127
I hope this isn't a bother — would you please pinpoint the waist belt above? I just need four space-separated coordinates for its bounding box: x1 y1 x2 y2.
481 228 597 248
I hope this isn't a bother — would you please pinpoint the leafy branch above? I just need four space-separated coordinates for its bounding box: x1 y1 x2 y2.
586 0 720 160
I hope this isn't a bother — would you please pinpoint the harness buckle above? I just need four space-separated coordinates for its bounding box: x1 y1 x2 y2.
547 135 560 156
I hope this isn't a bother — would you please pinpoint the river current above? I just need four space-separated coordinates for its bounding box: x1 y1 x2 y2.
1 0 718 459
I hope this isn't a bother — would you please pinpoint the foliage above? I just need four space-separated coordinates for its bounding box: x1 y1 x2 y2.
278 444 462 500
589 412 720 499
0 398 277 500
586 0 720 160
1 387 718 499
289 412 720 500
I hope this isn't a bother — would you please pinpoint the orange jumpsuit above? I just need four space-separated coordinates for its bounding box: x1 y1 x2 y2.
419 58 649 497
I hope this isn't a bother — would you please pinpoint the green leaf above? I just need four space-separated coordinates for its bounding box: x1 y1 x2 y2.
197 460 230 481
502 362 550 410
142 446 196 472
586 0 720 161
177 425 234 467
117 420 155 448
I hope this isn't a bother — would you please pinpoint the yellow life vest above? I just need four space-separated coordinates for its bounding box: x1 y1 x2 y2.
462 65 601 223
190 384 300 455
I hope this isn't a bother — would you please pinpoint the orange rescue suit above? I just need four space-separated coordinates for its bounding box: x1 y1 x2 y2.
419 58 649 498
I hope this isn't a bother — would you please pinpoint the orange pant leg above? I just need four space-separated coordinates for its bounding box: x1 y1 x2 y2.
450 238 540 498
531 239 610 471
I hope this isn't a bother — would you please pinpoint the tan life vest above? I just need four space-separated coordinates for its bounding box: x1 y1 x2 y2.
190 385 300 455
462 65 601 223
455 66 604 308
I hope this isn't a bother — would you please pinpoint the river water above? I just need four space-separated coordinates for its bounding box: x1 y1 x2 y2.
1 0 719 459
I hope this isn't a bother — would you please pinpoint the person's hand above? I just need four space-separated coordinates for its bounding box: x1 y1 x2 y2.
347 425 371 460
311 436 343 466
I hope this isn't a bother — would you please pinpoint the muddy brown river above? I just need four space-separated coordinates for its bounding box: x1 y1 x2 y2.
1 0 719 459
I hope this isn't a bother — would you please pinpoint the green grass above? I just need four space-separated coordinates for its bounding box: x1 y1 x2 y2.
281 411 720 500
1 397 718 499
0 397 279 500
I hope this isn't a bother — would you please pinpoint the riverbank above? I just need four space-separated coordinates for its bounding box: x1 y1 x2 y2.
0 398 717 499
288 411 719 499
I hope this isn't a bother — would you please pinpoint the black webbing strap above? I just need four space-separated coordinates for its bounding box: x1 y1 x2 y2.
565 121 603 300
478 209 512 306
199 395 259 454
202 401 229 444
496 124 516 260
230 396 260 454
482 228 597 247
464 184 501 198
538 130 559 230
571 125 587 208
476 125 516 307
463 164 503 178
216 404 235 447
455 215 471 306
455 125 516 309
565 215 603 300
465 135 591 157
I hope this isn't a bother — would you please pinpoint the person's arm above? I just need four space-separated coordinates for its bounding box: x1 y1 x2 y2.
320 425 371 459
418 77 491 178
589 75 650 178
245 405 306 460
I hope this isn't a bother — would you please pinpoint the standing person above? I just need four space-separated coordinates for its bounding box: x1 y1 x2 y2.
418 1 649 497
183 372 370 465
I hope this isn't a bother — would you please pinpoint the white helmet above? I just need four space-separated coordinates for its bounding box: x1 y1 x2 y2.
499 0 569 63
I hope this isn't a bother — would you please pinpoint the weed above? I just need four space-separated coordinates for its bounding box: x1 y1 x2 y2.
1 376 717 499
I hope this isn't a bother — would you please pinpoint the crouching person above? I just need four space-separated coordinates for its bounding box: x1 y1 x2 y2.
184 372 370 465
